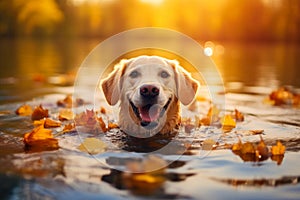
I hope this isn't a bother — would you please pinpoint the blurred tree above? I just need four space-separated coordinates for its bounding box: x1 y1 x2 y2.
0 0 299 42
14 0 64 36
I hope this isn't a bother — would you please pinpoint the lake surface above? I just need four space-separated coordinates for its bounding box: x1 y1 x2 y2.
1 38 300 103
0 38 300 200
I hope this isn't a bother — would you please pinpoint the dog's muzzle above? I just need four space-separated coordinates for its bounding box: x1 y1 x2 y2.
129 97 172 130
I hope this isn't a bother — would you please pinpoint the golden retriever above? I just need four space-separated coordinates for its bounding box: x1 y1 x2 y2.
101 56 199 137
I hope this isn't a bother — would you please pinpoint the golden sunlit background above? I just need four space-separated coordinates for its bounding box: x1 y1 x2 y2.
1 0 299 41
0 0 300 102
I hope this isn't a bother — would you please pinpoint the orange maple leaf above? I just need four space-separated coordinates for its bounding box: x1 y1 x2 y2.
15 104 33 116
31 105 49 121
23 125 59 151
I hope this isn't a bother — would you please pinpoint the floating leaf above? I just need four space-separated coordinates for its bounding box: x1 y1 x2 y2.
97 117 107 132
63 123 76 133
271 141 285 155
108 122 119 130
34 118 61 128
232 136 285 164
255 136 269 159
221 115 236 132
198 105 220 126
233 109 244 122
15 104 33 116
31 105 49 121
57 94 84 108
232 138 243 151
202 139 217 150
78 138 107 154
58 109 74 121
75 109 107 133
23 125 58 151
241 142 255 154
267 87 300 106
269 87 294 106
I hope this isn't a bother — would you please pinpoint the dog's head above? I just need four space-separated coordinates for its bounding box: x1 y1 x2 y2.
101 55 198 135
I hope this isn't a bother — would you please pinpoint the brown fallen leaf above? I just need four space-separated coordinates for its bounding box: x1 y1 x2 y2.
100 107 107 115
232 136 285 164
199 105 220 126
266 87 300 107
97 117 108 132
15 104 33 116
255 136 269 159
233 109 244 122
221 115 236 132
75 109 97 127
78 138 107 154
34 118 61 128
75 109 108 133
269 87 294 106
241 142 256 154
57 94 84 108
63 123 76 133
31 105 49 121
23 125 59 151
58 109 74 121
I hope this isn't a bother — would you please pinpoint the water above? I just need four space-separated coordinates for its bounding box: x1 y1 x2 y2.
0 38 300 199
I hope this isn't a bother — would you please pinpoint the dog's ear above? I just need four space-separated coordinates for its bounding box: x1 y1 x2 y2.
169 60 199 105
101 59 128 105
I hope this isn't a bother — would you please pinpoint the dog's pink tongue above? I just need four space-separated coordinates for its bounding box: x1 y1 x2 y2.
139 105 160 122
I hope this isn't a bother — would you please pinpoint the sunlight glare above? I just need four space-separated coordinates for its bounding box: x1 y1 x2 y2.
140 0 164 5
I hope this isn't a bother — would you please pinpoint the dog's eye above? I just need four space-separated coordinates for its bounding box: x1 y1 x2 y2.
160 71 170 78
129 70 139 78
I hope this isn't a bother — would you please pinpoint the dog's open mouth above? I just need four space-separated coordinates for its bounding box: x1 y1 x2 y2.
129 98 172 129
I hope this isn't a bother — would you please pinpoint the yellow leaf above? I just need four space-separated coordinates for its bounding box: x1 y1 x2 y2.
202 139 216 150
34 118 61 128
15 104 33 116
271 141 286 155
241 142 255 154
221 115 236 132
58 109 74 121
78 138 107 154
23 125 58 151
232 138 242 151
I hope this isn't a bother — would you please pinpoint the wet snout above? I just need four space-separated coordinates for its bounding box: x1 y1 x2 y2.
139 84 160 104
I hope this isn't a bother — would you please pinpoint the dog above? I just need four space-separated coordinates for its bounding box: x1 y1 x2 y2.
101 55 199 137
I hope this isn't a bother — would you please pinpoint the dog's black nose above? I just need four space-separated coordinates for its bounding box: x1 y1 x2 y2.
140 84 159 98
